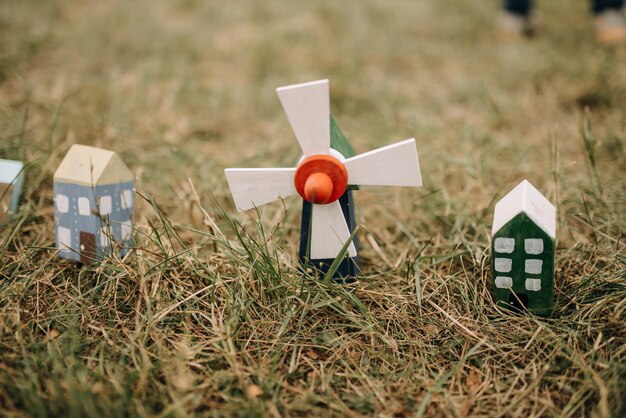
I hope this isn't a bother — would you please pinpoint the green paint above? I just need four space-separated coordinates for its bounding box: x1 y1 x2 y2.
330 116 359 190
492 212 555 316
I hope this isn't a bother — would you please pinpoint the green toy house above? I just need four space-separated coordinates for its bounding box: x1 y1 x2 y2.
491 180 556 316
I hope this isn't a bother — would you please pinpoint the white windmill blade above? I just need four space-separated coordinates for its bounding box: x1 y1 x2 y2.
276 79 330 157
224 168 297 212
343 138 422 187
310 201 357 259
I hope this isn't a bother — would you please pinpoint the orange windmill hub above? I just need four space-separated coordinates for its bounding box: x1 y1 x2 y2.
294 154 348 204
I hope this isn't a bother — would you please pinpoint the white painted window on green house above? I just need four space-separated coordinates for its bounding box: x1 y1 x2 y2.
525 259 543 275
494 258 512 273
494 237 515 253
495 276 513 288
525 278 541 291
524 239 543 255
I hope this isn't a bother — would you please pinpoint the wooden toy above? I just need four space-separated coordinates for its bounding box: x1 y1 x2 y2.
299 116 360 279
225 79 423 280
491 180 556 316
0 159 25 224
53 144 134 264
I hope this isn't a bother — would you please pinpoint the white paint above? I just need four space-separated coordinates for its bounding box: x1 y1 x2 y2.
276 79 330 156
310 200 357 259
78 197 90 216
224 168 297 212
494 237 515 253
524 238 544 254
495 276 513 289
525 259 543 275
491 180 556 239
494 258 512 273
121 220 132 240
55 194 69 213
100 227 111 247
99 195 112 215
525 278 541 291
120 189 133 210
57 226 71 251
343 139 422 187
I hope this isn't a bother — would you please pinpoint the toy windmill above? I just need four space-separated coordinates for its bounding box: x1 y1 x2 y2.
225 79 422 279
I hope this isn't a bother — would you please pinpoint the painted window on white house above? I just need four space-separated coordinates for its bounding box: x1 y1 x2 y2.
121 220 132 240
56 194 69 213
525 278 541 291
494 258 512 273
525 259 543 275
78 197 91 216
524 239 543 255
494 237 515 253
99 195 112 215
495 276 513 288
58 226 71 251
120 189 133 210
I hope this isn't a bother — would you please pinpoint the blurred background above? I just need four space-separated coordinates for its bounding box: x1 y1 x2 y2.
0 0 624 416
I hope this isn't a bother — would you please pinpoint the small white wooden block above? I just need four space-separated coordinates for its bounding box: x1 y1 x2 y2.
495 276 513 288
310 200 357 259
276 79 330 157
343 139 422 187
224 168 297 212
525 278 541 291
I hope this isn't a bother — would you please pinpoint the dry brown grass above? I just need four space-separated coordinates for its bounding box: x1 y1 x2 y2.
0 0 625 416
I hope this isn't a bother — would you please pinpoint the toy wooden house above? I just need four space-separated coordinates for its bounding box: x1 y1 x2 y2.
491 180 556 316
53 144 134 263
0 159 25 224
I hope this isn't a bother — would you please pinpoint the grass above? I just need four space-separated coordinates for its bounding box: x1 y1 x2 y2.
1 0 625 416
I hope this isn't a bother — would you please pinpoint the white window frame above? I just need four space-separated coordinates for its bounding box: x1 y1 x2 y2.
99 195 112 216
78 197 91 216
58 226 72 251
120 220 132 241
120 189 133 210
494 237 515 253
525 278 541 291
495 276 513 289
524 239 544 255
55 194 69 214
494 258 512 273
100 227 111 247
525 259 543 275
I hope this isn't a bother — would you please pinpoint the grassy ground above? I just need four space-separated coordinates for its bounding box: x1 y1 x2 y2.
1 0 625 416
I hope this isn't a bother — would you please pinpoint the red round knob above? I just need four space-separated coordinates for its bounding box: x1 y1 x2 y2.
294 154 348 204
304 172 334 204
